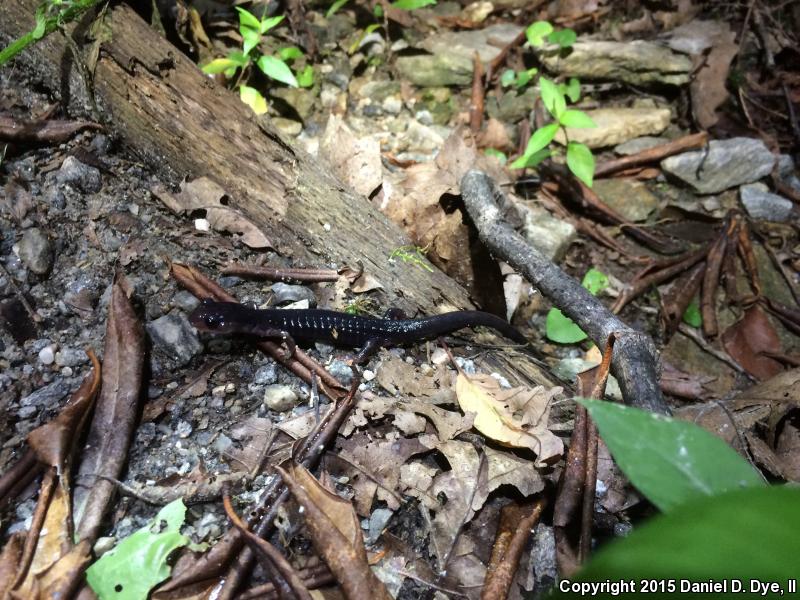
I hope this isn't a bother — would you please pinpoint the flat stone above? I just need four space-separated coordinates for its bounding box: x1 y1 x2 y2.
556 107 672 149
614 136 668 155
521 204 576 261
419 23 523 65
661 137 775 194
593 178 660 222
740 183 794 222
537 40 692 86
395 54 473 87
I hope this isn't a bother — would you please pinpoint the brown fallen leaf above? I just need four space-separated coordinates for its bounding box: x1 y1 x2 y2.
455 372 564 464
151 177 271 249
320 114 383 197
277 463 393 600
73 274 146 543
721 305 783 380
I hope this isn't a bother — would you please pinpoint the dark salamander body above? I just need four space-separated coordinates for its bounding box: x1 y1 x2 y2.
189 300 526 362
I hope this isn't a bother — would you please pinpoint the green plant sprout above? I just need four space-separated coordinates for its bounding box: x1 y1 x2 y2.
202 8 313 114
0 0 103 67
508 21 597 188
389 245 434 272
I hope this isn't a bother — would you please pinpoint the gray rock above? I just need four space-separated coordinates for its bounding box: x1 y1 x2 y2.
614 136 668 156
271 118 303 138
45 187 67 210
147 313 203 366
593 179 660 222
172 290 200 313
18 405 38 419
661 137 775 194
253 363 278 385
521 205 576 261
776 155 800 196
486 86 538 124
271 282 316 305
263 384 299 412
419 23 523 64
17 228 53 275
56 156 102 193
20 379 70 407
327 359 354 386
55 347 87 367
270 87 316 120
740 183 794 222
537 40 692 86
395 54 473 87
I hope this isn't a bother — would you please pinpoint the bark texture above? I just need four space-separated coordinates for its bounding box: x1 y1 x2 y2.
0 0 471 315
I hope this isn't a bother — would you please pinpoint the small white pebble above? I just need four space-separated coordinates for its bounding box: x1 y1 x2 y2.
38 346 55 365
194 218 210 232
60 367 73 377
362 369 376 381
323 222 331 231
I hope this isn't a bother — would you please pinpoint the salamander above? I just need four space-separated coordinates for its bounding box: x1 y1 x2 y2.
189 300 526 363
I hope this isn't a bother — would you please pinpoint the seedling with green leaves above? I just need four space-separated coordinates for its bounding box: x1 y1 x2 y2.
202 8 313 114
0 0 103 66
389 245 434 273
506 21 597 188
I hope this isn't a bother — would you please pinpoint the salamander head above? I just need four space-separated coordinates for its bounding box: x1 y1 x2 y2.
189 300 242 333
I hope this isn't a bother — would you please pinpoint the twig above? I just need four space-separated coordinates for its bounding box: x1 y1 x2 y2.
461 170 668 415
221 263 339 283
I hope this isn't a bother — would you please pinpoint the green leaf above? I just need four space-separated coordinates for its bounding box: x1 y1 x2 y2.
515 68 535 88
326 0 350 17
391 0 436 9
373 3 384 17
525 20 553 47
201 56 245 76
522 123 559 157
500 69 516 87
547 28 576 48
509 148 550 169
241 29 261 57
235 7 261 31
563 486 800 586
559 109 596 129
579 399 764 512
240 85 268 114
278 46 303 62
86 499 189 600
566 141 595 187
539 76 565 119
484 148 507 164
682 298 702 327
545 268 606 342
296 64 314 88
257 55 298 87
581 267 608 295
562 77 581 103
545 308 587 343
259 14 285 34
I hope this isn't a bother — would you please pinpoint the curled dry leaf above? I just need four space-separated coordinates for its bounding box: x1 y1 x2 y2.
73 275 145 544
277 463 393 600
151 176 271 249
455 372 564 463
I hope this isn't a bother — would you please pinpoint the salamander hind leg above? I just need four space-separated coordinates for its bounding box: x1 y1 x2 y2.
353 338 385 365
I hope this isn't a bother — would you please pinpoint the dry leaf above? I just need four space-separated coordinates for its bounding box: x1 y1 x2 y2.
320 114 383 197
151 177 271 249
455 372 563 463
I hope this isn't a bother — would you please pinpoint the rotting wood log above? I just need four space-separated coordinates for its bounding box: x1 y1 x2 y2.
1 0 472 316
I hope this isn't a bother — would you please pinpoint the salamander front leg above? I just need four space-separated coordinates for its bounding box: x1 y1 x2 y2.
383 307 407 320
353 338 384 365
